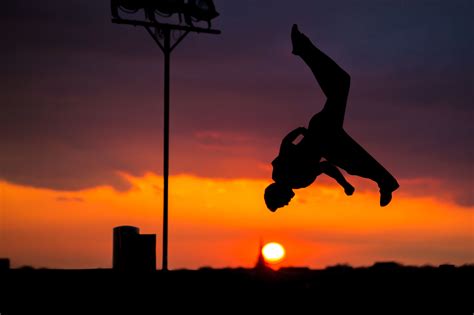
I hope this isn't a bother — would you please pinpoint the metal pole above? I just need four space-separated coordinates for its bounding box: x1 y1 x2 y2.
112 18 220 272
162 28 170 271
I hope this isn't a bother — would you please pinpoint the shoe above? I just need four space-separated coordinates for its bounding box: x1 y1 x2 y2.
291 24 307 55
379 190 393 207
344 184 355 196
379 181 399 207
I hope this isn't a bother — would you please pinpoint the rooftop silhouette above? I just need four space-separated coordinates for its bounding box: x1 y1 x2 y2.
2 263 472 312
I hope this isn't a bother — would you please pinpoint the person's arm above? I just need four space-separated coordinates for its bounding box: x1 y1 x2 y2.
320 161 355 196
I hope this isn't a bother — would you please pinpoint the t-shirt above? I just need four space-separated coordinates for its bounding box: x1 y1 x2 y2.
272 142 321 189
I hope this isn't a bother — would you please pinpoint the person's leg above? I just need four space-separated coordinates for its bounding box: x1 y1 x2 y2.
292 24 350 127
323 130 399 206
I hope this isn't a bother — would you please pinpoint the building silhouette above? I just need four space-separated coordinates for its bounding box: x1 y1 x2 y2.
0 258 10 271
113 226 156 271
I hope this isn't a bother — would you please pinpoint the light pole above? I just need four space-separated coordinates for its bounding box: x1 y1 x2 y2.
111 1 221 271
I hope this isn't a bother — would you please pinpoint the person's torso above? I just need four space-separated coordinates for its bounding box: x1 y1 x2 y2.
272 144 320 189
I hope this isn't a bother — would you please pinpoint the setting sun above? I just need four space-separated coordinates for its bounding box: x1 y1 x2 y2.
262 242 286 263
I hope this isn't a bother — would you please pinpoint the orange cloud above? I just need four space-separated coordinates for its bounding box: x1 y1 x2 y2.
0 174 472 269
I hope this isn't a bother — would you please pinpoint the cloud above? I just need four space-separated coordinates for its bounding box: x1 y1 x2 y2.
194 130 252 150
0 1 472 206
56 196 84 203
2 174 472 269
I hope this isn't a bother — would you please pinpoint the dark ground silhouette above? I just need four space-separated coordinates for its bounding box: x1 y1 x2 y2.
265 25 399 212
2 263 472 313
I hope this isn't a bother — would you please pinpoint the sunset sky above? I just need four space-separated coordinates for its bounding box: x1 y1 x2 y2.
1 1 472 269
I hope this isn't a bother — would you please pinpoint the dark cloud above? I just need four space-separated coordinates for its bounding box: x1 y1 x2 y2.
0 1 472 205
56 196 84 203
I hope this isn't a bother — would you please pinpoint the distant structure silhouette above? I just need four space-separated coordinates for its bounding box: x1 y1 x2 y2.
0 258 10 271
113 226 156 271
254 241 270 271
265 25 399 212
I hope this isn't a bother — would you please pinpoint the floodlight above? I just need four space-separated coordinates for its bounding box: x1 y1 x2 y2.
111 0 143 19
186 0 219 27
153 0 186 16
112 0 219 28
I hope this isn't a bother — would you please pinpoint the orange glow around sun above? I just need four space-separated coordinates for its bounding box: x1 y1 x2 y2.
0 173 473 269
262 242 286 263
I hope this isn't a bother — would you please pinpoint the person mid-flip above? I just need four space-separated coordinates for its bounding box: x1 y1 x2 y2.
265 24 399 212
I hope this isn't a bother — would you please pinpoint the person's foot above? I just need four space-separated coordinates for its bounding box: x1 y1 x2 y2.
344 184 355 196
291 24 308 55
379 190 393 207
379 182 400 207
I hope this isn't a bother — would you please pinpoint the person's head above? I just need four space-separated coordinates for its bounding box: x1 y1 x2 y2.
264 182 295 212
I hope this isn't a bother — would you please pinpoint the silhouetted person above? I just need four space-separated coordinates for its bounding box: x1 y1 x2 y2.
265 25 399 212
266 126 355 209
